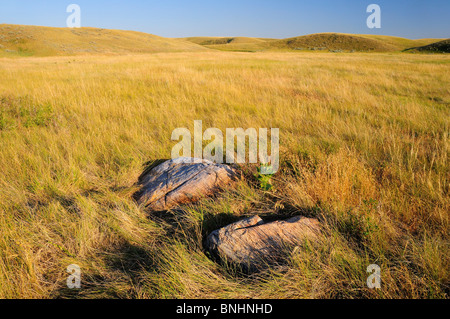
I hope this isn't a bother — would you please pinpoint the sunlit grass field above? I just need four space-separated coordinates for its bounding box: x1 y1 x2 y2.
0 51 448 298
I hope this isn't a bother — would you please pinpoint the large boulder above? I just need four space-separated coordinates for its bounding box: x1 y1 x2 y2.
135 157 239 211
205 215 321 270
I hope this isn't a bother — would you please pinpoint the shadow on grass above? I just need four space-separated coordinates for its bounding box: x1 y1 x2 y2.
52 242 159 299
52 159 327 297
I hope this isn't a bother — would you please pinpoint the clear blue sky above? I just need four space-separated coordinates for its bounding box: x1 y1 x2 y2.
1 0 449 39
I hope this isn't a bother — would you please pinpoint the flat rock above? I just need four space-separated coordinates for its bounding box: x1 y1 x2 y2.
135 157 239 211
205 215 321 270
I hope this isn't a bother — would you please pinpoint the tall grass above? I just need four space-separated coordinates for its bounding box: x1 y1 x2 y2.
0 51 448 298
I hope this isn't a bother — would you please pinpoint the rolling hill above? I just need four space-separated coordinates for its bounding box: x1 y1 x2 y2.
1 25 447 56
183 36 275 45
267 33 399 51
181 36 277 52
0 24 207 57
356 34 443 51
183 33 446 53
404 38 450 53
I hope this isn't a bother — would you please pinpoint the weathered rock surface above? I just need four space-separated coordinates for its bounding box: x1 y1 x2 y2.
135 157 239 211
205 215 321 270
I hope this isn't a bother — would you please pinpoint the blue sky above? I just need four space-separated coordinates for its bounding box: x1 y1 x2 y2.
0 0 449 39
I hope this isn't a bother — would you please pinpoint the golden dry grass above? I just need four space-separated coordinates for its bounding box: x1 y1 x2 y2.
0 51 448 299
0 24 207 57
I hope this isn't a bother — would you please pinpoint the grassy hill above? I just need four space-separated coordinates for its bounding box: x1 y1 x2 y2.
2 25 445 56
404 39 450 53
183 36 274 45
268 33 397 51
0 24 207 57
184 33 445 53
182 36 277 52
266 33 445 52
356 34 442 51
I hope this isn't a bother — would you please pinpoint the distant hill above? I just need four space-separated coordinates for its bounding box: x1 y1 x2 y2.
183 37 273 45
184 33 445 53
0 24 207 57
267 33 397 51
265 33 445 52
1 25 446 56
404 39 450 53
181 37 277 52
355 34 443 51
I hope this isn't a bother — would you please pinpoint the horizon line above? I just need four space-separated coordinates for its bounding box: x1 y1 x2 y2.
1 23 447 41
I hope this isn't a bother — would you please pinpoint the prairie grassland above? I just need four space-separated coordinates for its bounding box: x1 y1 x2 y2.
0 51 448 298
